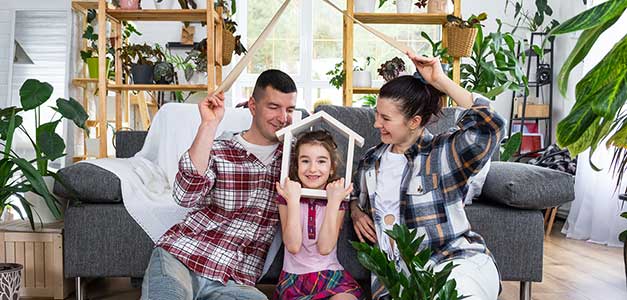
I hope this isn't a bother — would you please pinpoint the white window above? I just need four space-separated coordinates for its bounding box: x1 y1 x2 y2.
229 0 441 110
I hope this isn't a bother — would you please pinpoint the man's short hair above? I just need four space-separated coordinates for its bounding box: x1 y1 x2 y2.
252 69 297 101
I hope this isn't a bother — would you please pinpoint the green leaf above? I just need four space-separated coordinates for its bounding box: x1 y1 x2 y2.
550 0 627 35
10 158 62 219
36 121 65 161
484 82 512 99
55 97 90 133
0 107 22 141
586 34 627 118
557 102 598 149
19 79 53 111
557 15 620 97
501 132 522 161
620 229 627 242
13 193 36 230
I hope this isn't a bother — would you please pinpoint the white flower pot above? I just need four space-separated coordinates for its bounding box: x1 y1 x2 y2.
24 176 64 224
86 138 100 158
153 0 175 9
355 0 376 13
396 0 413 13
0 263 22 299
353 71 372 88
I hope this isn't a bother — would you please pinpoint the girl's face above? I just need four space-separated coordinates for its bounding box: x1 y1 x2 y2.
297 143 333 190
374 98 421 146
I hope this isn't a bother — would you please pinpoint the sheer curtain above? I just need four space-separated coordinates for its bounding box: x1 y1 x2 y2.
561 3 627 247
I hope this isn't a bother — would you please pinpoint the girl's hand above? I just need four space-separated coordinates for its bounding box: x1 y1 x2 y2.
326 178 353 204
406 51 448 91
276 178 302 204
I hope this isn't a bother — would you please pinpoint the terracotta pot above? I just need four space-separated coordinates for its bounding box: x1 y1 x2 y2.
427 0 451 14
118 0 140 10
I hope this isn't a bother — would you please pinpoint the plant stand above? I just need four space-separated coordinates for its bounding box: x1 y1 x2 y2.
0 220 72 299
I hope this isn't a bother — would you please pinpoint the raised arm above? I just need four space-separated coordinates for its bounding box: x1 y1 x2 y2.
276 178 303 254
318 178 353 256
172 92 225 208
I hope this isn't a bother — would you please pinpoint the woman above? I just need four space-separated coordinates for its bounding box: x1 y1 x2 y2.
350 52 504 300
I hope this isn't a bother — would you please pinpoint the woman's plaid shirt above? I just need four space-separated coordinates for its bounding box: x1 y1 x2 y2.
157 132 283 286
351 97 505 298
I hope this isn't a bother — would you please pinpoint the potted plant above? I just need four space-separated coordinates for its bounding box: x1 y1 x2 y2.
113 0 142 9
215 1 247 65
118 43 164 84
377 0 428 13
445 12 487 57
153 44 175 84
545 1 626 283
326 57 374 90
504 0 560 36
352 224 465 299
353 56 374 88
420 31 452 75
377 57 406 81
1 79 89 228
460 18 527 99
80 15 112 80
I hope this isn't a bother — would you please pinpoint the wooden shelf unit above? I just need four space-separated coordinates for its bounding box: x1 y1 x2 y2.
342 1 462 106
71 0 224 158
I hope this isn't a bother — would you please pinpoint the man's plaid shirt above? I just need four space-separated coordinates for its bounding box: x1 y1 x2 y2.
157 132 282 286
351 97 505 299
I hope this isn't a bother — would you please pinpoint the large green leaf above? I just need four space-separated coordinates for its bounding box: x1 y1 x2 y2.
19 79 53 111
557 15 620 97
585 34 627 118
501 132 522 161
36 121 65 161
550 0 627 35
556 101 598 148
55 97 89 133
10 157 62 219
0 107 22 144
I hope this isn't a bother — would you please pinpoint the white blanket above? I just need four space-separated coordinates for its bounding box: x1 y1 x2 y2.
83 103 253 241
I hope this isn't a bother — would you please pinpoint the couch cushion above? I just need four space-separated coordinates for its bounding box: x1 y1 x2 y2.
479 161 575 209
54 163 122 204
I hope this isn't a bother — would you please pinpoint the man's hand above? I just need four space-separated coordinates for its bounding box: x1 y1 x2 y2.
199 92 225 126
276 178 302 204
326 178 353 205
351 206 377 243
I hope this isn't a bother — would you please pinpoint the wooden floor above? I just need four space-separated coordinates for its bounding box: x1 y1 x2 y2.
29 222 627 300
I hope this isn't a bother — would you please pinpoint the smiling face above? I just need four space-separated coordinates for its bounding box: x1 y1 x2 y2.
248 86 297 144
296 143 334 190
374 97 422 146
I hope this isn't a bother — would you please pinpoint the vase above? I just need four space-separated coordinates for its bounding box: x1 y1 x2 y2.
0 264 22 300
118 0 140 10
427 0 451 14
86 57 111 79
131 64 154 84
353 71 372 88
354 0 376 13
396 0 413 13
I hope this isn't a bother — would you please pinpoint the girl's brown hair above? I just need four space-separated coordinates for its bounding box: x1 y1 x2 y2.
289 130 340 184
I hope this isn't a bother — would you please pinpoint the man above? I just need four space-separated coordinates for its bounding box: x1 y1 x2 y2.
141 70 298 300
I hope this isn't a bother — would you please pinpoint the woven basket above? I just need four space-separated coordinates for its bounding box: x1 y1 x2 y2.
222 31 236 66
446 25 478 57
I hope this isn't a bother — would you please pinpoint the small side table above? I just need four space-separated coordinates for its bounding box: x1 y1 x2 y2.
0 220 73 299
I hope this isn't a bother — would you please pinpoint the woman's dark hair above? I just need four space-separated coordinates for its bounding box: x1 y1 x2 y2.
289 130 340 184
378 75 444 126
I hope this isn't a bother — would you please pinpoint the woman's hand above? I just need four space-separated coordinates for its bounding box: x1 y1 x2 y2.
326 178 353 205
276 178 302 204
406 51 448 91
351 206 377 243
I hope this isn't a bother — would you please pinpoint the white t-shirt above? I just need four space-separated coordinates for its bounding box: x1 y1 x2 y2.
374 147 407 260
234 133 279 166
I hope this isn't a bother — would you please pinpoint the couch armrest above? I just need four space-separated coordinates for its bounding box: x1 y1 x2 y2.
478 161 574 209
54 163 123 204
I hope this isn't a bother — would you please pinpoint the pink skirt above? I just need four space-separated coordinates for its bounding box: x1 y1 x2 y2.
273 269 363 300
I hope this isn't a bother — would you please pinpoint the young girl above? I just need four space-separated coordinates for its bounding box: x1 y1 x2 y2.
274 130 363 300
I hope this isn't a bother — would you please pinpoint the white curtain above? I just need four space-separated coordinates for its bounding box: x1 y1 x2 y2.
562 2 627 247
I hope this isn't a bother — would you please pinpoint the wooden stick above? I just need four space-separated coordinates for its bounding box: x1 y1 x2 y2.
322 0 413 54
214 0 292 93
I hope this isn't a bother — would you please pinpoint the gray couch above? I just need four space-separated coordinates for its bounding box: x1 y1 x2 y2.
55 105 575 300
